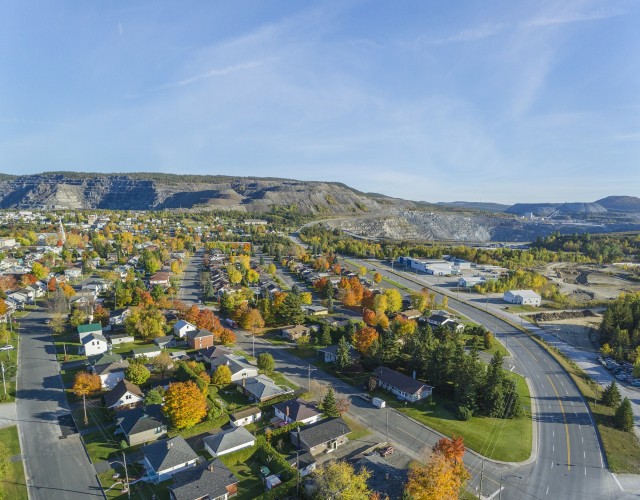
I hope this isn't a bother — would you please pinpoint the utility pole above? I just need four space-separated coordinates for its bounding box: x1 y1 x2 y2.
1 361 6 395
307 364 315 392
252 333 255 358
123 452 130 499
478 459 484 499
386 408 389 444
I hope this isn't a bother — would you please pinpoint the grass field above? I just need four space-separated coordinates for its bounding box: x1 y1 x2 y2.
343 415 372 441
0 426 28 500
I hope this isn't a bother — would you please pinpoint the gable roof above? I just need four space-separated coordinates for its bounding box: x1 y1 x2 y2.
191 329 214 339
230 406 262 422
174 319 196 330
77 323 102 334
169 459 238 500
81 333 108 345
104 379 143 408
153 335 174 345
240 375 293 401
142 436 198 473
273 398 320 422
373 367 432 396
200 345 233 361
203 426 255 455
213 354 256 374
116 405 165 436
93 359 129 376
90 352 123 366
131 344 162 355
295 417 351 449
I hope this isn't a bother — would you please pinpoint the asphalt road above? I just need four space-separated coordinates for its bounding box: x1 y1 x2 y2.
353 259 626 500
16 308 104 500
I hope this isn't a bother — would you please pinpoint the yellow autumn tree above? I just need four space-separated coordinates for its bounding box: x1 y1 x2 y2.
72 372 101 425
164 381 207 430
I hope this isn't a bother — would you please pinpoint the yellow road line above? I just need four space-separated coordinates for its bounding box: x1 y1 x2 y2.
547 374 571 471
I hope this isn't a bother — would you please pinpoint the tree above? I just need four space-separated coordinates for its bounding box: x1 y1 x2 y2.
312 460 371 500
601 381 622 408
276 292 304 325
145 387 165 406
195 308 219 332
321 325 333 346
433 436 465 464
69 308 87 328
615 397 634 432
335 336 352 372
354 326 379 355
164 381 207 430
483 331 493 349
72 371 101 425
300 292 313 305
125 307 166 339
93 304 110 327
373 272 382 284
239 308 265 332
152 350 173 380
0 299 7 319
405 448 470 500
31 261 48 280
212 365 232 386
257 353 275 373
126 363 150 385
47 276 58 293
219 328 236 345
384 288 402 313
320 388 340 417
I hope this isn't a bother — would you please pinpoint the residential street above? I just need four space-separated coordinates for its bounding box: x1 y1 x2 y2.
16 308 104 499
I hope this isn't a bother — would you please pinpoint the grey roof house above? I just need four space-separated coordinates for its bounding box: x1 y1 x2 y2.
141 436 199 483
273 398 321 425
115 405 167 446
372 366 433 403
236 375 294 403
290 417 351 455
169 459 239 500
203 426 255 458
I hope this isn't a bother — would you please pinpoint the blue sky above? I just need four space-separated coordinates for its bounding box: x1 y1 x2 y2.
0 0 638 204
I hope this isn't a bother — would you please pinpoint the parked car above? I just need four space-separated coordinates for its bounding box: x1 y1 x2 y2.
44 318 51 324
0 345 14 352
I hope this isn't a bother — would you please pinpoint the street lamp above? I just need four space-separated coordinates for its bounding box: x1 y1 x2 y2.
110 452 131 499
499 475 524 500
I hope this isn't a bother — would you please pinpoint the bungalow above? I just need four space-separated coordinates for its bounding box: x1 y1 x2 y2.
173 320 197 339
290 417 351 455
211 354 258 382
78 323 103 342
141 436 199 484
104 380 144 410
154 335 175 349
64 267 83 280
187 329 215 350
203 426 255 458
115 404 167 446
399 309 422 321
229 406 262 427
503 289 541 307
108 333 135 346
372 366 433 403
317 344 360 364
81 333 109 357
200 345 233 366
92 358 129 390
149 272 171 288
288 452 317 478
169 459 238 500
273 398 321 425
236 375 294 403
304 305 329 316
131 344 163 359
109 308 132 326
426 314 464 332
281 325 310 341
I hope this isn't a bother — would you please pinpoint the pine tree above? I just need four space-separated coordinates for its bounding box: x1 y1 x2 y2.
335 336 352 372
615 397 634 432
601 381 622 408
320 388 340 417
276 292 304 325
501 377 524 418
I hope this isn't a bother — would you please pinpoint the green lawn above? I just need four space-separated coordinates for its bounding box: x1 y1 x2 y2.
83 428 121 463
99 468 171 500
343 415 372 441
378 373 532 462
0 331 19 402
0 426 28 500
168 414 230 440
220 451 265 500
268 371 300 391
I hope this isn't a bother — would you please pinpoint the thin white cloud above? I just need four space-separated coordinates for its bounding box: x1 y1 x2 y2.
117 22 123 35
613 132 640 142
431 23 505 45
526 8 624 27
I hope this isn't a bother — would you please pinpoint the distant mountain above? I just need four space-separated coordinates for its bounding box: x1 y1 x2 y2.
437 201 511 213
596 196 640 212
0 172 416 214
506 202 607 217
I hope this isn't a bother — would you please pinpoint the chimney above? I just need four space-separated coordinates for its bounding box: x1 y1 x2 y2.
207 462 215 472
286 406 290 417
167 441 173 449
412 370 416 380
242 377 246 387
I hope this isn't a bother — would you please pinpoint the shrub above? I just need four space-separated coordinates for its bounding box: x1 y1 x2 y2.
457 406 473 421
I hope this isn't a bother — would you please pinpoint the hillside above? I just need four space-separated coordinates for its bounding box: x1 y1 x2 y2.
596 196 640 212
0 172 415 214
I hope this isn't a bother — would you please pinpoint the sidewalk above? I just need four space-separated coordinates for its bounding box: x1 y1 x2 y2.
0 401 17 429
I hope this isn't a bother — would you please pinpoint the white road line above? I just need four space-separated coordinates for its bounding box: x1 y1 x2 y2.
552 445 555 452
553 429 555 437
584 467 587 476
584 451 586 459
612 473 624 491
600 452 604 469
551 461 554 469
546 486 549 495
581 436 584 444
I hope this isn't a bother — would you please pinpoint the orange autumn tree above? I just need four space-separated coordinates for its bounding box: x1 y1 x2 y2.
219 328 236 345
72 372 101 425
164 381 207 430
354 326 379 355
405 437 470 500
362 308 376 326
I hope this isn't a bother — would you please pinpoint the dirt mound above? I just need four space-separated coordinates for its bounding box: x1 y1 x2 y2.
533 310 598 323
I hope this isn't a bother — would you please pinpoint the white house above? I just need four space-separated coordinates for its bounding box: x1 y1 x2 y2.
81 333 109 357
173 319 197 338
77 323 103 342
229 407 262 427
203 427 255 458
273 399 321 425
211 354 258 382
64 267 83 280
104 380 144 410
503 290 541 307
372 366 433 403
93 359 129 390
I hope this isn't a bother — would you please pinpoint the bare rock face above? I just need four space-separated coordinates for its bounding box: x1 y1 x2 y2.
0 172 403 215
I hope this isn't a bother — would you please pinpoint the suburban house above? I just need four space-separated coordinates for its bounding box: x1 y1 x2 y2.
92 358 129 390
211 354 258 382
290 417 351 455
280 325 310 341
108 333 135 346
236 375 294 403
273 398 321 425
503 289 541 307
203 426 255 458
317 344 360 364
174 320 197 339
169 459 239 500
131 345 163 359
303 305 329 316
109 308 132 325
372 366 433 403
64 267 83 279
426 314 464 332
77 323 103 342
153 335 175 349
229 406 262 427
115 405 167 446
199 345 233 366
104 379 144 410
141 436 199 484
81 333 109 357
288 452 317 478
188 329 215 350
149 272 172 288
399 309 423 321
355 454 408 500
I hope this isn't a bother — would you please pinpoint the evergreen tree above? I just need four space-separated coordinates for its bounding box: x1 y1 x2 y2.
484 352 505 417
320 388 340 417
335 336 352 372
321 325 333 346
219 292 233 317
276 292 304 325
614 397 634 432
501 377 524 418
601 381 622 408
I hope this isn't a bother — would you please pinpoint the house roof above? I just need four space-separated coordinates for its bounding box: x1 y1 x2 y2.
427 314 451 324
200 345 233 361
203 426 255 455
142 436 198 473
104 379 144 408
240 375 293 401
153 335 174 345
191 329 214 339
77 323 102 334
288 451 316 470
213 354 256 375
174 319 196 331
282 325 309 335
169 459 238 500
401 309 422 319
355 454 408 500
116 405 165 436
229 406 262 422
295 417 351 449
506 289 541 299
90 352 123 366
93 360 129 376
273 398 320 422
373 367 432 396
81 333 108 345
131 344 162 355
